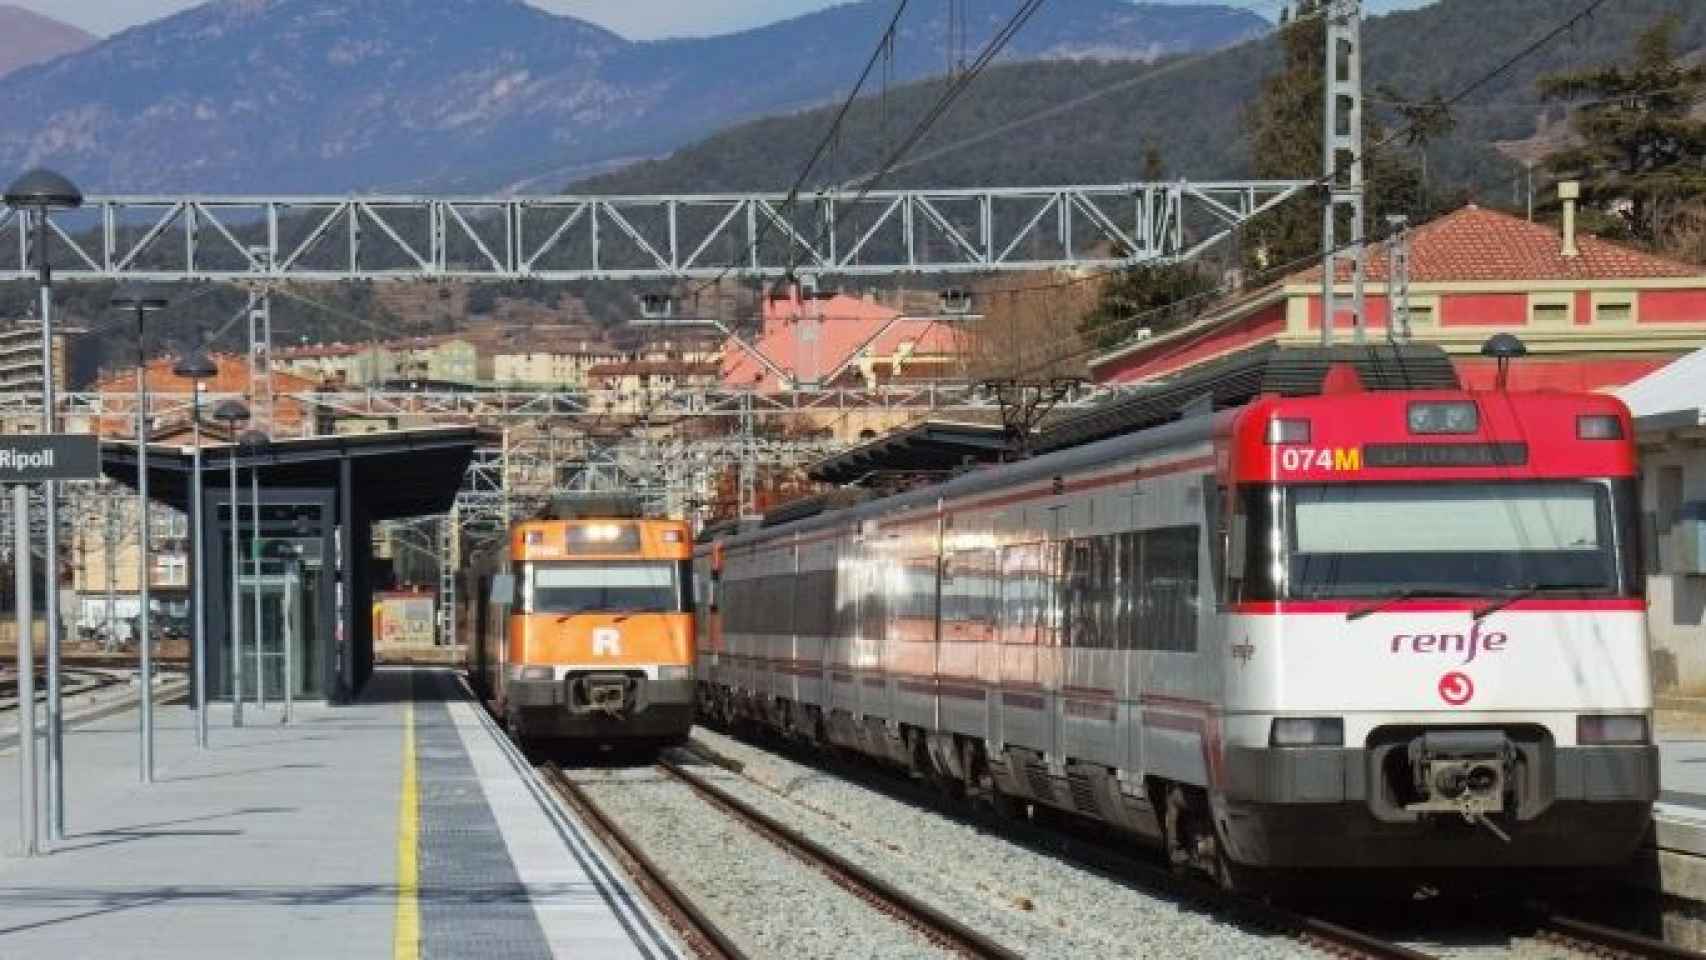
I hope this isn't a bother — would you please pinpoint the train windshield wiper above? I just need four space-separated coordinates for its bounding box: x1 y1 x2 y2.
1344 586 1481 621
1471 582 1596 621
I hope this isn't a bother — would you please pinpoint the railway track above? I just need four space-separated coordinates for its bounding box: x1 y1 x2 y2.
542 763 748 960
0 667 129 712
685 728 1704 960
545 758 1023 960
1532 914 1706 960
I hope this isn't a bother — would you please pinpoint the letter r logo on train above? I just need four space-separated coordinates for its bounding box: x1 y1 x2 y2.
592 627 622 657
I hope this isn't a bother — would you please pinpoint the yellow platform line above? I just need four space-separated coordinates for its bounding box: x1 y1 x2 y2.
393 699 420 960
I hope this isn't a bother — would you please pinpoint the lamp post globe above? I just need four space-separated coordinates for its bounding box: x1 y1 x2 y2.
9 168 83 838
172 335 218 749
4 168 83 213
212 399 251 726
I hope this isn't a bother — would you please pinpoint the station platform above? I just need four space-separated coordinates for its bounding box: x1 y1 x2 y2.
0 667 683 959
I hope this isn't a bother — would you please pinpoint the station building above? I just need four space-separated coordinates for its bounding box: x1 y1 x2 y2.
1618 354 1706 701
1089 202 1706 392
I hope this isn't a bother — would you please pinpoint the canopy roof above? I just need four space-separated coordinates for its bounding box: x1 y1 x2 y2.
101 426 482 520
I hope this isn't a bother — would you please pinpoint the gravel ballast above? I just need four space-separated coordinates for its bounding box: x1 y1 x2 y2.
571 765 961 960
683 727 1323 960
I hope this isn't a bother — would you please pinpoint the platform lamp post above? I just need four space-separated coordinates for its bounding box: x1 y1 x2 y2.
239 428 269 714
7 167 83 838
111 282 172 784
212 399 250 727
172 336 217 749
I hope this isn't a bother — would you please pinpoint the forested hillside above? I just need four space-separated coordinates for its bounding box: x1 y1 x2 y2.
572 0 1706 205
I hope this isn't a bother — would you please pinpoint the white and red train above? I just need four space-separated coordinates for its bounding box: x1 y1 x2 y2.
692 367 1657 883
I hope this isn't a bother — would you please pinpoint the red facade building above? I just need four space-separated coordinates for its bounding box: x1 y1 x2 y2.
1090 204 1706 392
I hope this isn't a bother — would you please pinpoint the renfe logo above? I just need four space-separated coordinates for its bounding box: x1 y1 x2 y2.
1438 671 1475 706
1391 621 1509 664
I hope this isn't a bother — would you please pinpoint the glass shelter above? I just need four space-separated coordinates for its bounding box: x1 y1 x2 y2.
100 428 480 704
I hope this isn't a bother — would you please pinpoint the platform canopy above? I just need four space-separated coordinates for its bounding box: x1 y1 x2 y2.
100 426 483 519
1616 348 1706 426
807 420 1012 486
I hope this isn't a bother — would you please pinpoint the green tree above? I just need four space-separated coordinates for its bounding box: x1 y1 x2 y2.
1076 263 1219 353
1537 15 1706 255
1243 1 1427 272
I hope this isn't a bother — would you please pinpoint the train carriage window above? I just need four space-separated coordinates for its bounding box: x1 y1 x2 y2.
1133 525 1201 653
944 549 998 633
766 572 798 635
793 568 836 638
999 543 1040 645
860 558 886 645
1116 532 1139 650
1063 537 1118 649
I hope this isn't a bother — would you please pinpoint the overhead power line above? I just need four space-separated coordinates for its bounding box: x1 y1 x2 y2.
687 0 914 302
961 0 1622 312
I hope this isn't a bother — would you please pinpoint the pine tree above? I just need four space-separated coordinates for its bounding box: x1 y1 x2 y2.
1242 1 1426 272
1537 15 1706 257
1076 263 1218 353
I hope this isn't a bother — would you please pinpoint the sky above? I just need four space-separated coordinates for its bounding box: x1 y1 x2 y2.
15 0 1434 41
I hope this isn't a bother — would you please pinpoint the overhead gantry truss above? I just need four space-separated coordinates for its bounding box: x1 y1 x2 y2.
8 382 1126 422
0 181 1311 282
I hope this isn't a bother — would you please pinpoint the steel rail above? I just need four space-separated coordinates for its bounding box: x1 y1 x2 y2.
685 729 1437 960
540 763 749 960
0 668 127 713
1536 914 1706 960
656 757 1024 960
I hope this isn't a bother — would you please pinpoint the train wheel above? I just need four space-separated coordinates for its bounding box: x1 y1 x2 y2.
1161 784 1254 893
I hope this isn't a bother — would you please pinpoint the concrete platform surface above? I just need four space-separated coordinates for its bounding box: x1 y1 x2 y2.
0 666 682 960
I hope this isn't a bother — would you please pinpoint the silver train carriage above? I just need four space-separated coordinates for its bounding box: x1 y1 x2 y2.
692 384 1657 883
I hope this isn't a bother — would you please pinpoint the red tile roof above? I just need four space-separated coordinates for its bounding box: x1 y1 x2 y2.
722 293 960 391
1294 204 1702 284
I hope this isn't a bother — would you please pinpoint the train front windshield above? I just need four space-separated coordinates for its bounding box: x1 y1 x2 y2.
1237 479 1642 601
525 561 689 614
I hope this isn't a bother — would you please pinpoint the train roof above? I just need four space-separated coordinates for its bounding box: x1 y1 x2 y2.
714 406 1221 551
1037 342 1461 453
715 340 1627 551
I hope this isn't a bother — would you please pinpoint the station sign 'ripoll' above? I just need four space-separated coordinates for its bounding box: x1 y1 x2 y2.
0 435 101 484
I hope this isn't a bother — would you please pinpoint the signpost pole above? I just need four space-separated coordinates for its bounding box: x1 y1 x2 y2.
283 552 295 725
13 484 36 856
191 428 207 748
36 211 67 841
136 363 153 784
228 451 242 728
250 470 263 712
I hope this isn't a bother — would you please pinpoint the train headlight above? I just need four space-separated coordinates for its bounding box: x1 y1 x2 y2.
1408 401 1478 435
1577 714 1648 745
658 665 692 683
1269 717 1344 747
1265 418 1311 445
1577 414 1623 440
514 665 555 682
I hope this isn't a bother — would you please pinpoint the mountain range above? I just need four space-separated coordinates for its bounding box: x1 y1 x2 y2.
0 5 94 79
572 0 1706 202
0 0 1268 194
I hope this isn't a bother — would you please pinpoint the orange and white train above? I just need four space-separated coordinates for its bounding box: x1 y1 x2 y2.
464 514 695 746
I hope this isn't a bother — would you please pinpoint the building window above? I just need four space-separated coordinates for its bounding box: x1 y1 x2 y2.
1529 293 1572 326
1395 302 1435 329
1594 295 1635 326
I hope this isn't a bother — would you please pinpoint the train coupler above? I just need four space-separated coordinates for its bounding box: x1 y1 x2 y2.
1404 730 1515 841
569 673 635 717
